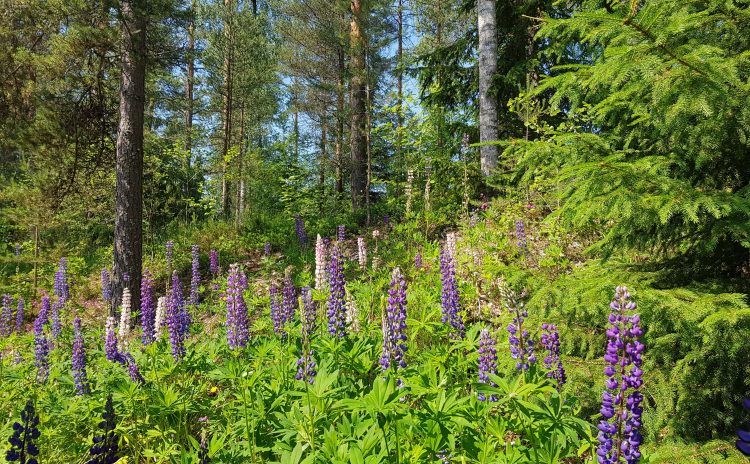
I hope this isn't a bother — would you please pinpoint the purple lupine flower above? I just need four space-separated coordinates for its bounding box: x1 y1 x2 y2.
72 317 90 395
296 288 318 384
54 257 70 304
0 294 12 337
337 225 346 242
515 219 527 254
541 323 566 390
167 271 187 361
414 252 422 271
141 270 155 345
33 313 49 382
596 286 644 464
190 245 200 306
477 329 498 402
439 246 465 339
101 268 111 302
15 297 24 333
104 316 119 363
38 295 50 325
5 399 40 464
501 284 536 371
124 352 145 384
380 267 408 371
295 215 307 246
383 215 390 227
327 244 347 337
165 240 174 272
270 285 284 338
264 242 271 256
88 394 120 463
51 299 62 340
209 249 219 276
737 399 750 456
282 276 297 326
226 264 249 350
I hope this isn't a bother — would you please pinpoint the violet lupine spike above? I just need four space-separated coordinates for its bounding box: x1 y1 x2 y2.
124 352 145 384
209 249 219 276
104 316 119 363
327 244 347 337
38 295 50 325
295 215 307 246
357 237 367 269
141 270 155 345
282 277 298 326
33 313 49 382
596 286 644 464
0 294 12 337
515 219 527 254
226 264 249 350
414 252 423 271
51 299 62 340
190 244 200 306
337 224 346 242
54 257 70 304
439 246 465 339
477 328 499 402
296 287 318 384
72 317 91 395
264 242 271 256
167 271 187 362
380 267 408 371
270 285 284 338
315 235 327 291
15 297 24 333
101 267 112 302
541 323 566 390
500 283 536 371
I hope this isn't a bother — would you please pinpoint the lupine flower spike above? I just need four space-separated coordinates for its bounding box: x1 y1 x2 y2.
33 312 49 382
1 294 12 337
315 235 327 290
264 242 271 256
327 244 347 337
541 323 566 390
210 249 220 290
357 237 367 269
737 398 750 456
226 264 249 349
117 288 132 349
477 329 498 402
414 252 422 271
337 224 346 242
296 287 318 384
167 271 187 361
101 268 111 302
141 270 155 345
282 276 298 328
104 316 119 363
295 215 307 246
5 399 40 464
515 219 527 255
500 283 536 371
270 285 285 338
190 244 201 305
439 246 465 339
380 267 408 372
154 296 166 339
596 286 644 464
87 395 119 464
72 317 91 395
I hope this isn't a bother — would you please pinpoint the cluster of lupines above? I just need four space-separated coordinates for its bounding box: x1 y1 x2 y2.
1 294 13 336
141 270 156 345
327 244 347 337
596 286 644 464
357 237 367 269
515 219 527 254
380 267 408 371
167 271 189 361
337 224 346 242
295 215 307 246
296 287 318 383
477 329 499 402
190 244 201 305
541 323 566 390
6 400 40 464
117 288 132 350
33 300 50 382
439 246 465 339
270 285 284 337
226 264 249 349
72 317 90 395
87 395 120 464
501 284 536 371
314 234 327 290
737 398 750 456
104 316 145 384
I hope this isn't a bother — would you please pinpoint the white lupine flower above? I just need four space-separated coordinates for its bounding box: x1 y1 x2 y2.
118 288 132 349
357 237 367 269
154 296 167 339
446 232 458 261
315 234 327 291
345 291 360 334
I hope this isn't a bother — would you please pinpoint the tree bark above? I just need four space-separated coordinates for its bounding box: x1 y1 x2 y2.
221 0 234 216
396 0 403 159
478 0 498 176
349 0 367 211
335 46 345 194
319 122 326 211
185 0 196 155
236 105 245 227
113 0 146 316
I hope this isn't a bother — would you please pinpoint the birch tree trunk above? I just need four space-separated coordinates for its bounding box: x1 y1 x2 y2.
478 0 498 176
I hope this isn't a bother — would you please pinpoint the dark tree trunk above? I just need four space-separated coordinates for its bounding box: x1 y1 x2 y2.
319 122 326 211
397 0 403 158
112 0 146 316
221 0 234 216
349 0 367 211
335 46 345 195
185 0 195 155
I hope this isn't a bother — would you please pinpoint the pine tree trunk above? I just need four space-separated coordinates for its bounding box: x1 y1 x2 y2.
236 105 245 227
185 0 195 155
221 0 234 216
335 46 345 194
319 122 326 211
478 0 498 176
397 0 403 158
113 0 146 316
349 0 367 211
